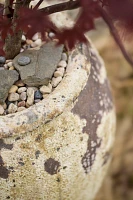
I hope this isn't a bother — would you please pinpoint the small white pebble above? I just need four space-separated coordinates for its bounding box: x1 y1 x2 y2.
56 67 65 74
48 32 55 38
27 88 34 106
17 87 27 93
28 87 38 92
32 33 39 41
30 42 38 48
61 53 67 61
51 76 62 88
20 92 27 101
57 60 67 68
8 103 17 114
9 85 18 93
48 83 52 90
54 71 64 78
0 105 4 115
7 61 13 67
20 48 24 53
21 35 26 42
31 39 42 47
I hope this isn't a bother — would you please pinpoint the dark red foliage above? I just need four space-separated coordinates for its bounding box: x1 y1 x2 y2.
0 0 133 66
15 7 55 39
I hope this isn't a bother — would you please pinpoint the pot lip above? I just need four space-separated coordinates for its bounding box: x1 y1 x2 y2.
0 43 91 138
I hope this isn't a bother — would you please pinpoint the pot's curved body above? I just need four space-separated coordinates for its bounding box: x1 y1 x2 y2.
0 43 116 200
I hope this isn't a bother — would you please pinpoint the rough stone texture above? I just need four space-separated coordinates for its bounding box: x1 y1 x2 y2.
0 42 116 200
13 42 64 86
0 70 19 104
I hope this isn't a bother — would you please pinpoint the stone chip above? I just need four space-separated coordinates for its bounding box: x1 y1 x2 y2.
13 42 64 87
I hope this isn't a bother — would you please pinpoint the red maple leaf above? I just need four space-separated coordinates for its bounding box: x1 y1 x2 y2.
0 16 13 39
15 7 55 40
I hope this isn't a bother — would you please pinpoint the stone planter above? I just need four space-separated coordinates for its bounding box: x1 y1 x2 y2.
0 42 116 200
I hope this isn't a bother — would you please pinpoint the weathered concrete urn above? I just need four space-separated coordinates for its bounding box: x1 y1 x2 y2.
0 42 116 200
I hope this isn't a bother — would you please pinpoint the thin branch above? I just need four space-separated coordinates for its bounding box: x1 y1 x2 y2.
39 0 80 15
98 5 133 67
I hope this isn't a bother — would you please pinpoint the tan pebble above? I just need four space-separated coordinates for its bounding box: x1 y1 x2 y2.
26 39 33 45
57 60 67 68
18 101 26 107
0 105 4 115
9 85 18 93
40 85 51 94
17 107 26 112
51 76 62 88
15 80 25 87
2 103 7 110
8 93 19 101
9 66 15 70
8 103 17 114
54 71 64 78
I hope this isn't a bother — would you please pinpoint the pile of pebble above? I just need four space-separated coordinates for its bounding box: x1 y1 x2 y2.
0 32 68 115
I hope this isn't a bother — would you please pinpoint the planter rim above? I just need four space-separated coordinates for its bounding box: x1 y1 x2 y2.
0 43 91 139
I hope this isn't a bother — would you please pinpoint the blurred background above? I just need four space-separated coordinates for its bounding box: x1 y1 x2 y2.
88 20 133 200
0 0 133 198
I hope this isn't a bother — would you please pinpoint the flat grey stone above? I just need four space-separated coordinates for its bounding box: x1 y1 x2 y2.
18 56 31 66
0 70 19 104
13 42 64 86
